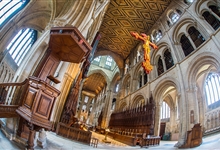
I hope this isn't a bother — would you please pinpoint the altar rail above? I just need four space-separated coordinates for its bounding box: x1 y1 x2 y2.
56 122 92 145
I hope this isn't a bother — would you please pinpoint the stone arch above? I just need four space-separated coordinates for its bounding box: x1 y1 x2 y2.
153 78 180 105
187 52 220 88
119 101 127 111
87 69 110 88
94 50 124 74
172 18 196 43
110 72 120 91
131 94 145 109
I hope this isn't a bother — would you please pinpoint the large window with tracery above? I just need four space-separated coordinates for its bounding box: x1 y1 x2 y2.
161 101 170 119
6 28 37 66
205 73 220 108
0 0 29 27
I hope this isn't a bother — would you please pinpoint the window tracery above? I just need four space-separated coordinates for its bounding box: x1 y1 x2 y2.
6 28 37 66
205 73 220 109
161 101 170 119
0 0 29 27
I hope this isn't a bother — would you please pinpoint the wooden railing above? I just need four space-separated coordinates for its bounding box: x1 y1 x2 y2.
56 122 92 145
0 79 29 118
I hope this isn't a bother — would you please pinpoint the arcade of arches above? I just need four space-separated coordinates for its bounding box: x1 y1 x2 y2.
0 0 220 149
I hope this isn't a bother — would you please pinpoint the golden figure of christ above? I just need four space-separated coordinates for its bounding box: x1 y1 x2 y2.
130 32 158 74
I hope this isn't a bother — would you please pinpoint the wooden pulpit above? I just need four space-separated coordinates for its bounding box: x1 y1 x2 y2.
16 27 92 149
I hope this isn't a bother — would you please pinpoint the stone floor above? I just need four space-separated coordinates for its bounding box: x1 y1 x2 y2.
1 129 220 150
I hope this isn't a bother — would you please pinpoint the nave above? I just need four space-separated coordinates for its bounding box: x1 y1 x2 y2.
0 130 220 150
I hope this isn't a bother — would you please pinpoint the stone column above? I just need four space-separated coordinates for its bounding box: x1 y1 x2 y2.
161 56 167 71
154 103 161 136
185 33 197 49
185 85 199 129
101 89 113 128
88 98 96 125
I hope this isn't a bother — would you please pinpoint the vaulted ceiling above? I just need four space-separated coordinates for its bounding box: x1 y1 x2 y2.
82 73 107 95
97 0 172 60
83 0 172 96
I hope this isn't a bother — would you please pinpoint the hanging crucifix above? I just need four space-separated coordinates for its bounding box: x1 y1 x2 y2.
131 32 158 74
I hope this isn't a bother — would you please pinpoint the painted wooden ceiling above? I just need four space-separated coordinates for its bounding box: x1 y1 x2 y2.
84 0 172 96
97 0 172 59
83 73 107 95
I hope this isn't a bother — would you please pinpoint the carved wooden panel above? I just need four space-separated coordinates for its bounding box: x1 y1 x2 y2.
97 0 172 59
34 93 53 120
37 52 60 82
24 88 37 109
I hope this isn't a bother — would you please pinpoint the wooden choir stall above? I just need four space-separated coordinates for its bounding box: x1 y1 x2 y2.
16 27 92 149
107 96 160 147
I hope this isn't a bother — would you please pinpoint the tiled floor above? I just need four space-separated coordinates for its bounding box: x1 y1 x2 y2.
1 130 220 150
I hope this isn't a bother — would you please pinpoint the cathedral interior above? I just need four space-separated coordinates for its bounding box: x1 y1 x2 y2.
0 0 220 149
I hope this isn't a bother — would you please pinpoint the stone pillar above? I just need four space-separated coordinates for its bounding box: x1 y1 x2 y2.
161 56 167 71
185 85 199 128
154 103 161 136
185 33 197 49
88 99 96 125
101 89 113 128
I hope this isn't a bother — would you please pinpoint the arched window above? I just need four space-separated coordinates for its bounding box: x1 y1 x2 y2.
184 0 194 5
139 72 142 88
202 11 220 30
152 30 162 42
0 0 29 27
180 34 194 56
111 98 116 110
205 73 220 107
115 83 119 93
188 26 205 48
84 96 89 103
157 56 164 76
105 56 112 68
160 101 170 119
209 5 220 17
169 11 179 23
92 56 101 65
176 9 182 15
164 49 174 70
6 28 37 66
144 72 148 84
94 56 101 62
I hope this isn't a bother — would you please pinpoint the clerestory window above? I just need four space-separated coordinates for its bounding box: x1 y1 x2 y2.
0 0 29 27
6 28 37 66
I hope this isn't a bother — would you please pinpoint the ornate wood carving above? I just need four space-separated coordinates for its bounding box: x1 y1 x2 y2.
109 102 155 135
60 60 90 125
179 123 202 148
16 76 60 130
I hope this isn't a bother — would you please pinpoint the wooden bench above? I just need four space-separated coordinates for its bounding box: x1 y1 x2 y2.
140 136 161 148
90 138 98 148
